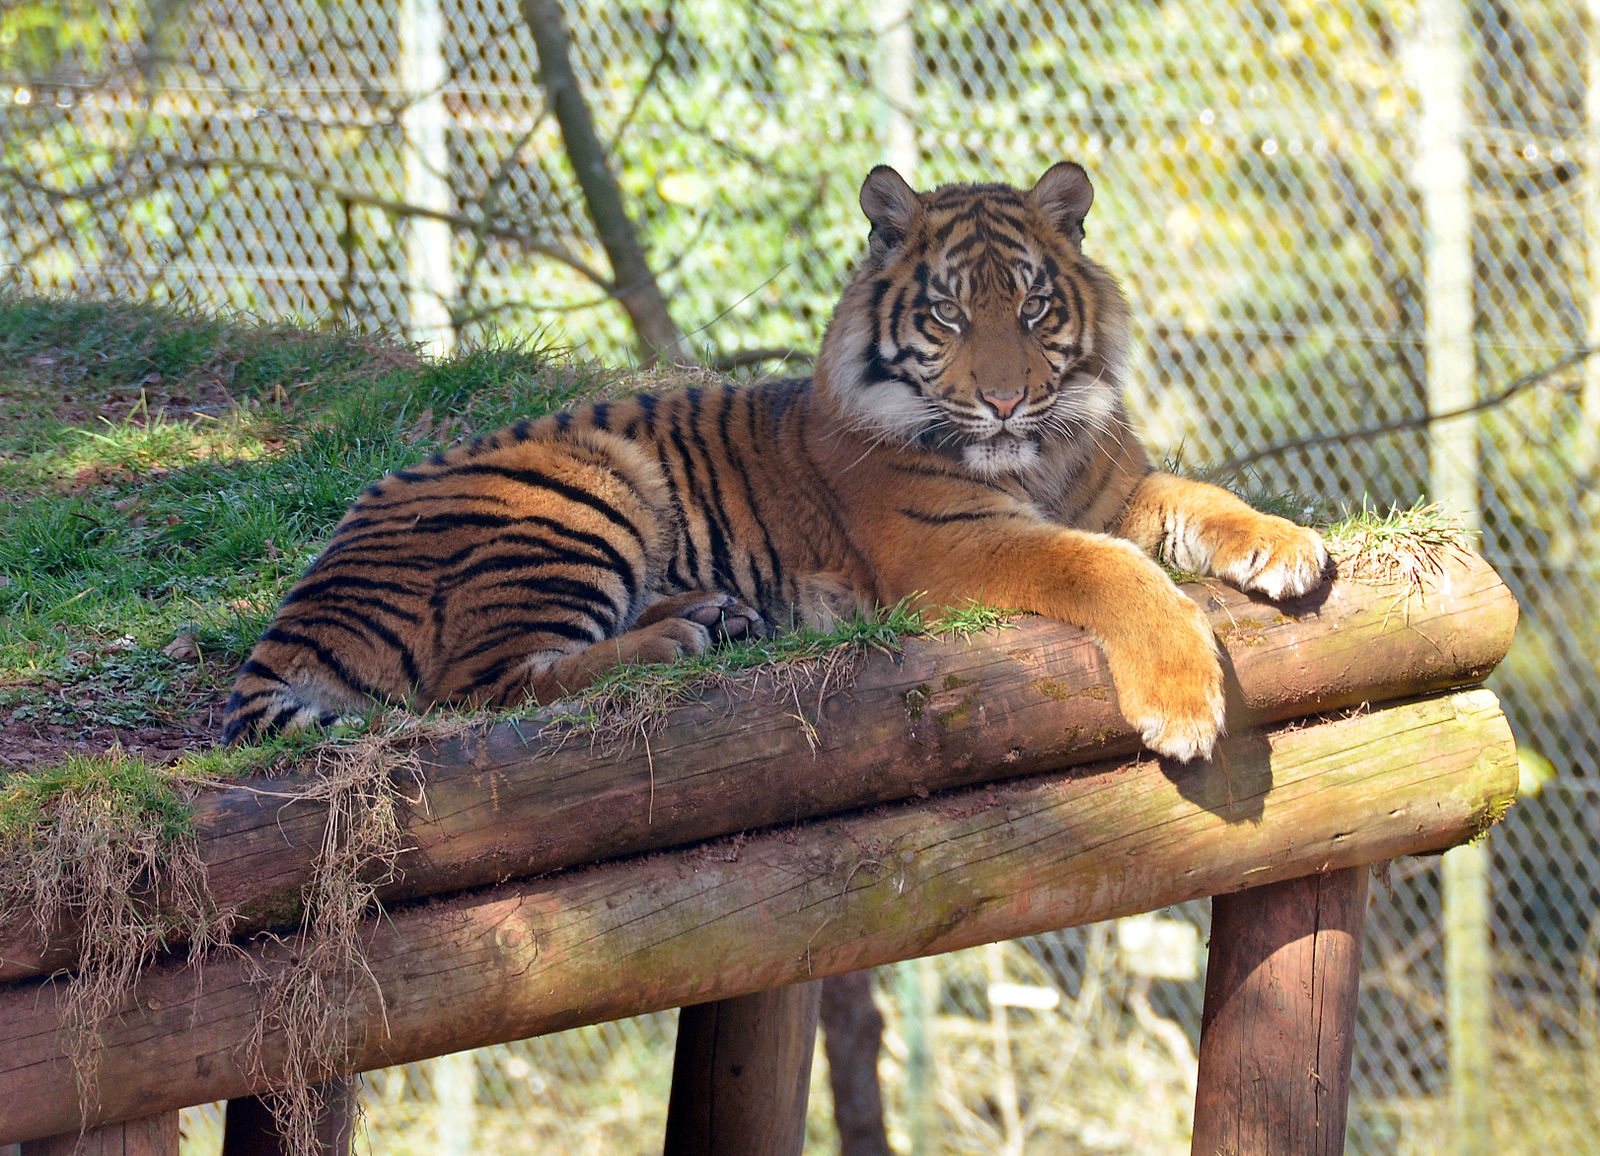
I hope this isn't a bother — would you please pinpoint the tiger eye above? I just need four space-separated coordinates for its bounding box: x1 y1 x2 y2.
930 300 964 327
1020 295 1050 321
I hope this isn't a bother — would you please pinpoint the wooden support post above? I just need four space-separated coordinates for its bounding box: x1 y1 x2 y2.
221 1080 356 1156
1191 867 1370 1156
20 1113 178 1155
663 981 822 1156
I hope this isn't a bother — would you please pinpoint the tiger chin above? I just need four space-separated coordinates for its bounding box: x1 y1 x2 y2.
222 161 1329 762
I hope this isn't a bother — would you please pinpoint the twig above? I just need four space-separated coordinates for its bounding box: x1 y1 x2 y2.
1215 346 1596 473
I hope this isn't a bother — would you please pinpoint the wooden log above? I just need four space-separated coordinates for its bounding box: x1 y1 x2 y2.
662 982 822 1156
1190 867 1370 1156
0 551 1517 983
0 689 1516 1143
19 1113 178 1155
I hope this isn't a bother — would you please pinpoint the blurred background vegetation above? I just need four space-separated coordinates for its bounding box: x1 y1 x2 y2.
2 0 1597 1152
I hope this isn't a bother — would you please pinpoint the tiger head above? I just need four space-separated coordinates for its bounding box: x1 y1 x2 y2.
815 163 1131 479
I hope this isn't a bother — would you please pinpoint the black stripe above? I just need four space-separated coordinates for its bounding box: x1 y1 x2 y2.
237 657 290 687
351 490 515 515
404 463 649 544
683 389 743 592
259 625 383 698
282 574 425 619
273 612 421 687
222 700 271 740
268 705 304 733
897 507 997 526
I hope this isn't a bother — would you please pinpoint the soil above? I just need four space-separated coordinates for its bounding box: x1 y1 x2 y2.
0 688 232 771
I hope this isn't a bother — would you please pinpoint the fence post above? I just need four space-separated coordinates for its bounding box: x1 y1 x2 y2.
872 0 916 178
400 0 457 354
662 982 822 1156
1417 2 1491 1153
19 1114 178 1156
1580 0 1600 546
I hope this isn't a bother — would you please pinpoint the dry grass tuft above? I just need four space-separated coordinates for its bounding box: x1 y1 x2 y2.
240 721 428 1153
0 753 231 1119
1323 501 1475 590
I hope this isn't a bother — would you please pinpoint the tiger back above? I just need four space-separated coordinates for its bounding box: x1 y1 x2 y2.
224 162 1328 759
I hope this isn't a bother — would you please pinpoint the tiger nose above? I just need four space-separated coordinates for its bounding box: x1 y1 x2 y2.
980 389 1024 419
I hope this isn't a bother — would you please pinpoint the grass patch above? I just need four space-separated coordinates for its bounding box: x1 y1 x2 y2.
0 295 616 746
1322 499 1475 588
539 597 1021 753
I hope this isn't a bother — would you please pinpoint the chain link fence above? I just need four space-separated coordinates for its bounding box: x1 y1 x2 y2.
4 1 1597 1152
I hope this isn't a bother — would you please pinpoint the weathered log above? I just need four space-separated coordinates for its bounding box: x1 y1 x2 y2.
0 689 1516 1143
0 551 1516 983
1191 867 1370 1156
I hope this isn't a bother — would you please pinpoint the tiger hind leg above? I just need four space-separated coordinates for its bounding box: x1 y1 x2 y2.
476 590 767 709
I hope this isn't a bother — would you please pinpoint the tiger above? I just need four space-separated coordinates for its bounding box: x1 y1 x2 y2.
222 162 1329 760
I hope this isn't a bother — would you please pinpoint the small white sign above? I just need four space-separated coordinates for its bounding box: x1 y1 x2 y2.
987 982 1061 1011
1116 914 1202 981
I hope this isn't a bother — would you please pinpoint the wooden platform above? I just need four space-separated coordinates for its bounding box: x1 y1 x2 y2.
0 551 1520 1154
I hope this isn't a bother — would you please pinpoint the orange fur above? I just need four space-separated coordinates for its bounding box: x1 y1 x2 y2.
224 163 1328 758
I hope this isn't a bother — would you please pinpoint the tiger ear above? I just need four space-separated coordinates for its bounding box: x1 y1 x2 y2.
1030 162 1094 247
860 165 919 257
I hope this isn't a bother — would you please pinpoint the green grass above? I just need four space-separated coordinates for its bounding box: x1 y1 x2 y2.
0 295 616 749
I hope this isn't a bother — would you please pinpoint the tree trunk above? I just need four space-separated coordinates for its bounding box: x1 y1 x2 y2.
820 972 894 1156
519 0 692 365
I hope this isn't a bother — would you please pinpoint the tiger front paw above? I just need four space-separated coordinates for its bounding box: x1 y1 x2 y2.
1107 592 1226 762
1207 515 1330 601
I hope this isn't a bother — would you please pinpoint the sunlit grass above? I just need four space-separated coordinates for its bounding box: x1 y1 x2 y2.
0 295 606 740
1322 499 1475 587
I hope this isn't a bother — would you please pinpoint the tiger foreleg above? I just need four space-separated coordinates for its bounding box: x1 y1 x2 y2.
889 527 1225 762
1116 472 1330 600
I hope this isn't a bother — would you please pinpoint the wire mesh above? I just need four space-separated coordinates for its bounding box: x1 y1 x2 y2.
4 1 1596 1153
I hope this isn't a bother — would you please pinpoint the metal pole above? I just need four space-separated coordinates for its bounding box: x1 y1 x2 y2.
1417 2 1490 1153
400 0 457 354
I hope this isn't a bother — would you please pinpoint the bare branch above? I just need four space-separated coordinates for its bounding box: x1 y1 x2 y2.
710 347 814 372
607 0 678 161
1214 346 1596 474
0 153 614 291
